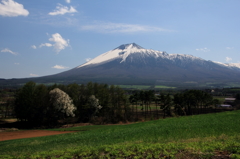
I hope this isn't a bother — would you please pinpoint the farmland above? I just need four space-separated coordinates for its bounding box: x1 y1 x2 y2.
118 85 152 89
118 85 177 90
1 110 240 158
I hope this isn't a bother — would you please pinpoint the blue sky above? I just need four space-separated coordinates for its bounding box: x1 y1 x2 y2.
0 0 239 79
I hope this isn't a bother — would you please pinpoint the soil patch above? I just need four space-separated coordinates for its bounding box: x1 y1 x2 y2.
0 130 76 141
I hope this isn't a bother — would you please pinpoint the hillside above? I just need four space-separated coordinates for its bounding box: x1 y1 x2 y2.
1 111 240 158
45 43 240 85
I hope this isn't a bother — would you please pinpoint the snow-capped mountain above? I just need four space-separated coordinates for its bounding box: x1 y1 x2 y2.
76 43 239 72
77 43 205 68
213 61 240 70
2 43 238 86
50 43 240 85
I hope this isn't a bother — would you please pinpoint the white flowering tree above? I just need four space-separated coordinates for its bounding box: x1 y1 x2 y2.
88 95 102 117
49 88 76 117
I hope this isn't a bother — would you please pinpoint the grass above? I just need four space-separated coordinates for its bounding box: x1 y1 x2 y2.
118 85 151 89
118 84 177 89
213 96 226 104
1 111 240 158
155 85 176 89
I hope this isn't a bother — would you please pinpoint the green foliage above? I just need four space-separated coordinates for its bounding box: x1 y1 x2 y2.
14 82 62 125
70 82 131 123
15 81 38 122
1 111 240 158
159 94 173 117
173 90 215 115
14 81 131 125
129 90 156 120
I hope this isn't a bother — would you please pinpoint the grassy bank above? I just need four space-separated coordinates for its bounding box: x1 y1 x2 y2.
1 111 240 158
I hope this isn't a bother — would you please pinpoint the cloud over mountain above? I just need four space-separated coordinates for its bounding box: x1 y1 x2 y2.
226 57 232 62
52 65 69 69
80 22 172 33
196 48 210 52
30 73 38 77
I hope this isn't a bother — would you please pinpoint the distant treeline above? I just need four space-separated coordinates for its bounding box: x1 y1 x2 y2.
1 81 240 127
13 81 131 126
129 90 225 119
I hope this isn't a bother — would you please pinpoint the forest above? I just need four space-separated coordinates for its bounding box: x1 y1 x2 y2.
0 81 240 127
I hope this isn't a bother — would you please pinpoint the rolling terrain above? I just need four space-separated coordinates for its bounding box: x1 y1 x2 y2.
1 111 240 158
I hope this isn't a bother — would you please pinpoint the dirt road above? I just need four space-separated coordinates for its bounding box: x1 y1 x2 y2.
0 130 76 141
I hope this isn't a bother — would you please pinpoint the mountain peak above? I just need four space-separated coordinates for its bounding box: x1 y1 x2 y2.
114 43 144 50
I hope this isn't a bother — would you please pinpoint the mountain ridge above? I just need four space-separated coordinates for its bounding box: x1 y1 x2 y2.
76 43 240 71
0 43 240 87
52 43 240 85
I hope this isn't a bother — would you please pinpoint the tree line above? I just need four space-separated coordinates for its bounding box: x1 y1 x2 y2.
2 81 239 127
129 89 222 119
14 81 131 126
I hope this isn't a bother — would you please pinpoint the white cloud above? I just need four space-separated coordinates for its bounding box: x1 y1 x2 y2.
31 45 37 49
49 4 77 16
80 22 172 33
30 73 38 77
52 65 69 69
39 43 53 48
1 48 17 55
14 63 19 65
226 47 234 50
196 48 210 52
65 0 71 3
226 57 232 62
85 58 91 62
0 0 29 17
37 33 69 53
49 33 69 53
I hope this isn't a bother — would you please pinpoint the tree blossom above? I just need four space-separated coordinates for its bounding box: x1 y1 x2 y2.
88 95 102 118
89 95 102 110
49 88 76 117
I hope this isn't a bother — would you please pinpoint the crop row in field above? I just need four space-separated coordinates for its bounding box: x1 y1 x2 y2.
1 135 240 159
1 111 240 158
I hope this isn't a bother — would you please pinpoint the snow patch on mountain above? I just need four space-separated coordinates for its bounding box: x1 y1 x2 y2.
77 43 165 68
228 63 240 68
76 43 240 71
169 54 204 61
213 61 240 70
213 61 229 67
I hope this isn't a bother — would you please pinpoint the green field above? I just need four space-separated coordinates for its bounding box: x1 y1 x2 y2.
155 85 176 89
118 85 151 89
118 85 177 89
213 96 226 104
1 111 240 158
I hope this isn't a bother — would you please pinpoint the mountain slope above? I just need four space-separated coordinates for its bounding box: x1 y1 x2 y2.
50 43 240 84
1 43 240 86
